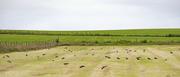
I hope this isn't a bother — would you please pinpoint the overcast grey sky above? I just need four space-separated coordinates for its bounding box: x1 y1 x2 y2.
0 0 180 30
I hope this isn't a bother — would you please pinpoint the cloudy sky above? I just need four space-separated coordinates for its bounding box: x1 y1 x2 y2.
0 0 180 30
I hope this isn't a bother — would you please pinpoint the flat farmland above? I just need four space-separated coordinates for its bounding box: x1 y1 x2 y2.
0 45 180 77
1 29 180 35
0 34 180 43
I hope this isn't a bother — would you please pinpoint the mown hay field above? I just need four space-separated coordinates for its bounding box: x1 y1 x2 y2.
0 45 180 77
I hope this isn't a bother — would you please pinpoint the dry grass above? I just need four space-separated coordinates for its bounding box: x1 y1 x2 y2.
0 43 56 53
0 45 180 77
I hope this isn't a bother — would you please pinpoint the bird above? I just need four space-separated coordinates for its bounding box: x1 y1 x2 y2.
64 63 69 65
6 55 10 58
107 57 111 59
126 57 128 60
136 57 141 60
148 57 151 60
101 66 107 69
55 56 58 58
62 57 65 60
170 51 173 54
154 57 157 59
7 60 11 63
80 65 85 68
26 54 28 56
42 54 46 56
117 57 120 60
143 49 146 52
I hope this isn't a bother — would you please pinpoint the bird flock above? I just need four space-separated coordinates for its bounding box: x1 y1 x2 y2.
2 46 174 70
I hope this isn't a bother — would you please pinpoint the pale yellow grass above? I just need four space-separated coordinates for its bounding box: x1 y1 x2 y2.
0 45 180 77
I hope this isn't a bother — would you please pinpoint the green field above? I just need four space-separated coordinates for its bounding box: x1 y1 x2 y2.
0 45 180 77
1 29 180 35
0 34 178 45
0 29 180 47
0 34 180 44
0 29 180 77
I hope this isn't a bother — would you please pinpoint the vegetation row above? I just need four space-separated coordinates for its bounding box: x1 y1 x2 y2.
0 38 180 53
0 30 180 37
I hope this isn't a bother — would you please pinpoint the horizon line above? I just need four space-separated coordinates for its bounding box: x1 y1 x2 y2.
0 28 180 31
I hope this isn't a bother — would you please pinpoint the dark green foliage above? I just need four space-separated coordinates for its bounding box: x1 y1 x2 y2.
140 40 148 43
82 41 86 43
95 41 98 44
118 40 132 44
149 40 152 43
166 34 180 37
104 41 111 43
